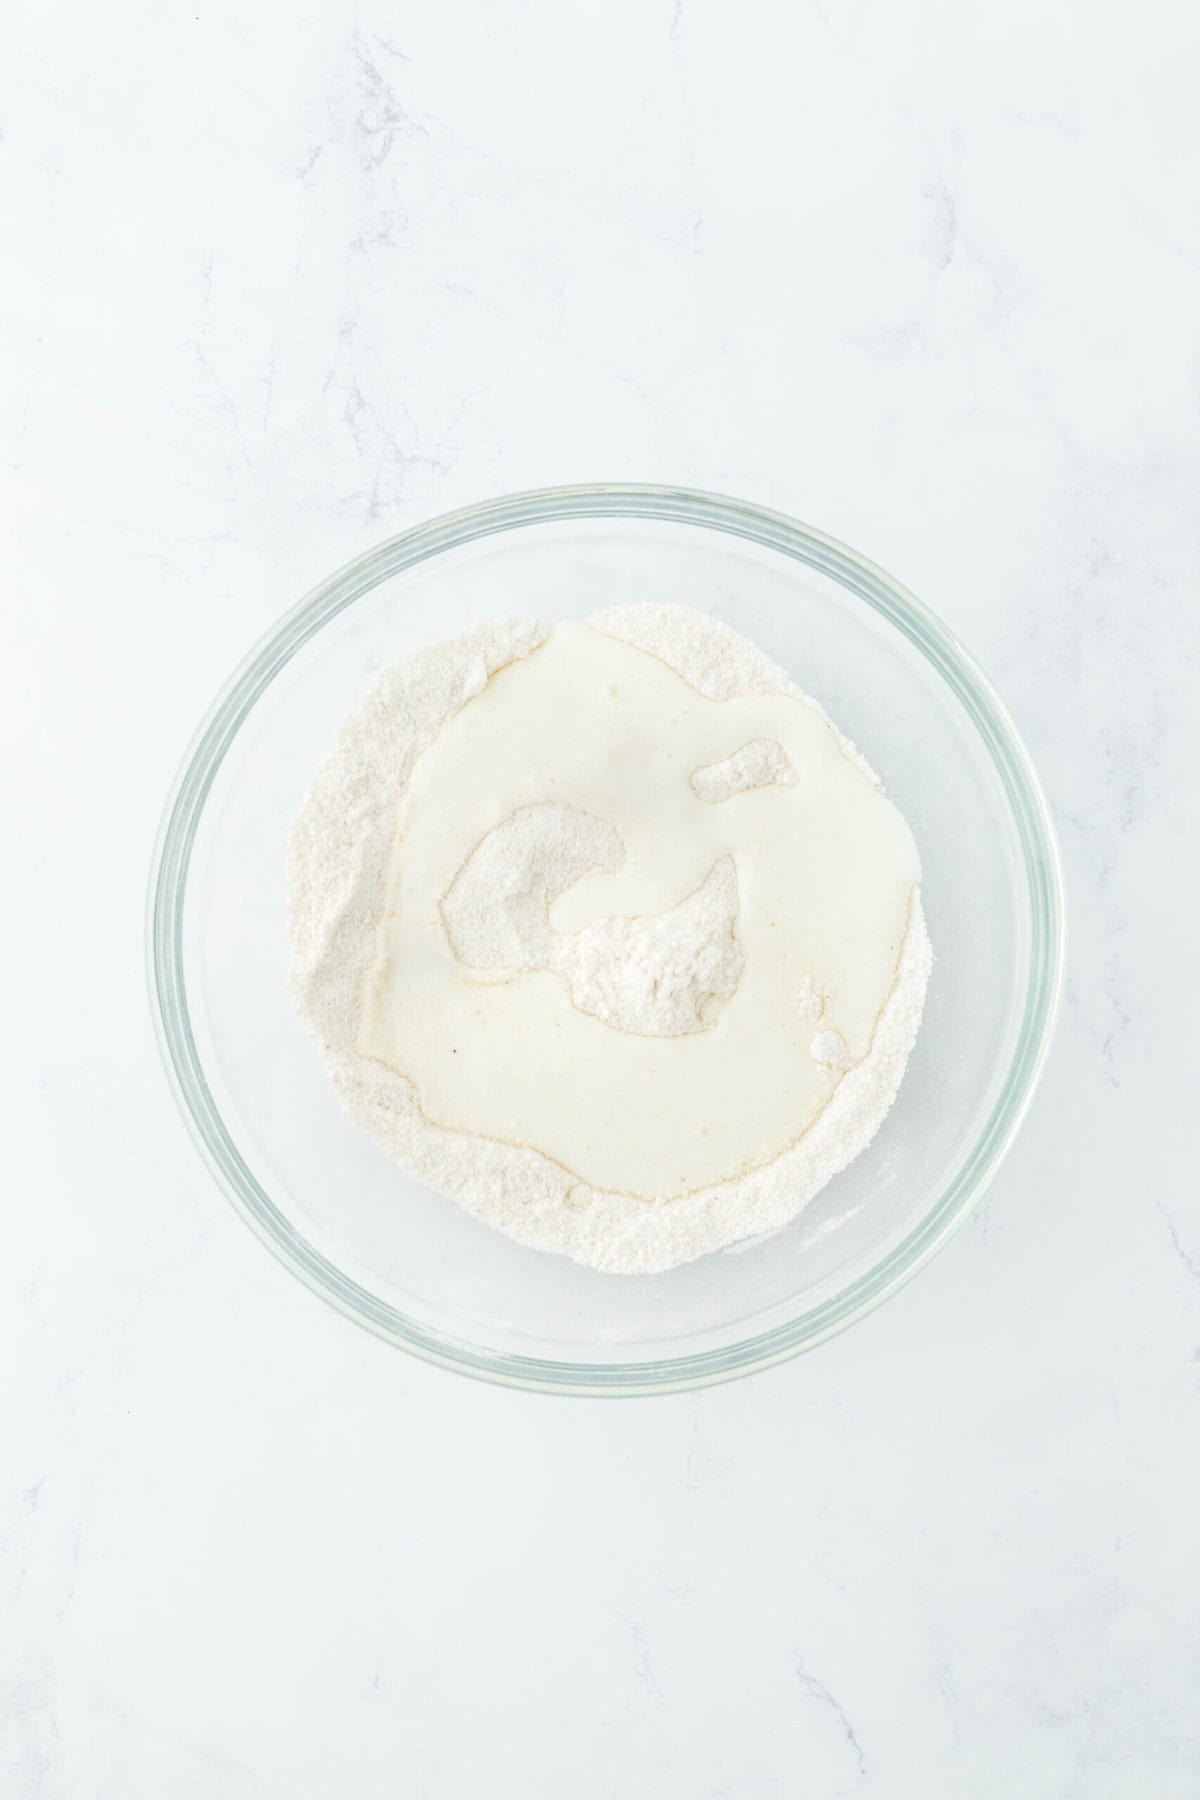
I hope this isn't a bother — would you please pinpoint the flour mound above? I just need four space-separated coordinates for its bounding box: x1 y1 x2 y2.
554 855 742 1037
690 737 797 803
442 801 623 972
441 801 742 1036
289 607 932 1274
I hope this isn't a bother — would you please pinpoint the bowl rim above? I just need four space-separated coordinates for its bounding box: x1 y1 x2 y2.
147 482 1065 1396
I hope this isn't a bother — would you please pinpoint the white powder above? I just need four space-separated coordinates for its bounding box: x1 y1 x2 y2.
690 737 798 803
289 606 932 1274
442 809 742 1037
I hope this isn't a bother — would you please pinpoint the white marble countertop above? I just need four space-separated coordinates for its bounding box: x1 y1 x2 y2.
5 2 1199 1794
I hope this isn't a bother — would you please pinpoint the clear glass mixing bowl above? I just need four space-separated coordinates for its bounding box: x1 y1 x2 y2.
148 486 1064 1395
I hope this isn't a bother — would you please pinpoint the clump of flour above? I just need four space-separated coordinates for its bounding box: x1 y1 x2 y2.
441 804 742 1035
690 736 797 802
289 606 932 1274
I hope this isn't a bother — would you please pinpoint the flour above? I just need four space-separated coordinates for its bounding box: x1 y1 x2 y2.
690 737 798 803
442 807 742 1037
289 605 932 1274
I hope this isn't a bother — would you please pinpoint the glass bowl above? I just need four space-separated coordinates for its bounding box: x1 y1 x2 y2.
148 485 1064 1395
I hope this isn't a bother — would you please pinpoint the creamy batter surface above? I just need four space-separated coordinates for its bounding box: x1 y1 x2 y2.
360 622 919 1198
289 605 932 1272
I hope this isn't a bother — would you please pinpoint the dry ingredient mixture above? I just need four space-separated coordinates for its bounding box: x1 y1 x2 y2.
289 605 932 1273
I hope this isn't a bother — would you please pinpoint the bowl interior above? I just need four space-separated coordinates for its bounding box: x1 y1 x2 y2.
157 495 1059 1391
